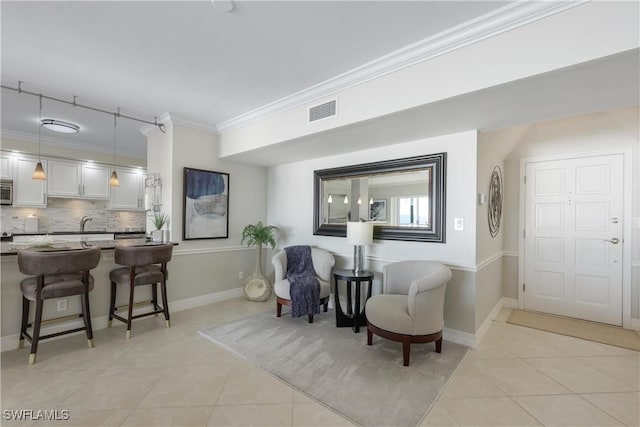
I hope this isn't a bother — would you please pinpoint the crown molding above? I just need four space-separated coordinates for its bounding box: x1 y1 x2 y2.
0 128 145 160
139 113 219 137
170 114 219 135
216 0 587 134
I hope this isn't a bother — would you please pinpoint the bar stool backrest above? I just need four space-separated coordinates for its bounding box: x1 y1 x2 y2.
114 244 173 267
18 246 101 276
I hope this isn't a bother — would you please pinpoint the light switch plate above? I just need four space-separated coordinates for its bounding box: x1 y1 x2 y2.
454 218 464 231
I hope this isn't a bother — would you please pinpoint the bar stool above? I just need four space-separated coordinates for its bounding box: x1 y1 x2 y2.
108 244 173 338
17 246 101 364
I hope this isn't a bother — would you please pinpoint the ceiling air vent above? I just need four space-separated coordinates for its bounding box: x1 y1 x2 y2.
308 99 337 123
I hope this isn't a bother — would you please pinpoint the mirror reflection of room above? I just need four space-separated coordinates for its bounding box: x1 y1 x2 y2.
322 169 432 228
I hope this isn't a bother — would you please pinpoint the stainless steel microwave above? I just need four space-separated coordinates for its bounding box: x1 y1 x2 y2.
0 180 13 205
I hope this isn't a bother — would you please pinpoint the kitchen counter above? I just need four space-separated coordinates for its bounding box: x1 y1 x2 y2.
8 230 145 236
1 238 176 256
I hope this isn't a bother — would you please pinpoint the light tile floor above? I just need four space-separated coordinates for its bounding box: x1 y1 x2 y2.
1 300 638 427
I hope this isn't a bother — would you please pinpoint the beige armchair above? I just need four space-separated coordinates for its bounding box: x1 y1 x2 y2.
365 261 451 366
272 247 335 323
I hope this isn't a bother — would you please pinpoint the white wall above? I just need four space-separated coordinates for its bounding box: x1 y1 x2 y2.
220 1 638 157
267 131 479 334
268 130 478 268
146 123 174 232
1 137 145 168
146 123 270 299
500 107 640 320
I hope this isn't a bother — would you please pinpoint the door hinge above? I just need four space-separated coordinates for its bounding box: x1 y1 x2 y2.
524 175 526 184
523 229 526 238
523 283 526 292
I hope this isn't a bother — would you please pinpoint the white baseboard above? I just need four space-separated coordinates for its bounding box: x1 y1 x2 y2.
462 297 520 349
501 297 519 309
443 327 477 348
1 287 244 352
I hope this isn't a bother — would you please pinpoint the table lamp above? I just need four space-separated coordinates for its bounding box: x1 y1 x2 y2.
347 222 373 274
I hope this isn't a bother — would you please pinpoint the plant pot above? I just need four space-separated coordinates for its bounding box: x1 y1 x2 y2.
244 244 272 302
152 229 163 243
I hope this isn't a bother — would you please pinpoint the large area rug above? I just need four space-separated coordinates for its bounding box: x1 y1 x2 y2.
507 309 640 351
200 310 468 427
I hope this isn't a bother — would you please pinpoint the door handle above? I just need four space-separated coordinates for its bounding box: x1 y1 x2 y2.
606 238 620 244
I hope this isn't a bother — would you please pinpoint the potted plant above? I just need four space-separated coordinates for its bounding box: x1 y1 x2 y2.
241 221 279 301
152 213 169 243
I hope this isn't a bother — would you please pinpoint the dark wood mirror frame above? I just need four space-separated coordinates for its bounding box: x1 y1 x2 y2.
313 153 446 242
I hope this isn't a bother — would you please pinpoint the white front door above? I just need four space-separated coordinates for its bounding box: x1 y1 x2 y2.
524 154 623 325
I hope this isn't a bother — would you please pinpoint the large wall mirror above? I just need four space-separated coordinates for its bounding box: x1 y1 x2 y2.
313 153 446 242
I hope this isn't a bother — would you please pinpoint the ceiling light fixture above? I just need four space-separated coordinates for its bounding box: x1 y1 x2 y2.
109 110 120 187
41 119 79 134
32 94 46 181
211 0 235 12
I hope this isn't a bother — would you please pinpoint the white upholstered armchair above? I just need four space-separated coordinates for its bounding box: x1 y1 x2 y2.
272 247 335 323
365 261 451 366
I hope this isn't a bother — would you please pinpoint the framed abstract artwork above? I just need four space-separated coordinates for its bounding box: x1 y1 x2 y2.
183 167 229 240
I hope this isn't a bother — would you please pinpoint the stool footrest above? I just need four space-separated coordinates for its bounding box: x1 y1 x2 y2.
110 307 166 325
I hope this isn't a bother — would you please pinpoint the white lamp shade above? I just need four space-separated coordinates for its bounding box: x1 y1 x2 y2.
347 222 373 246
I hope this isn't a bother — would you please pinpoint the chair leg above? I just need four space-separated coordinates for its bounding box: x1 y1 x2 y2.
322 297 328 312
276 301 282 317
160 279 170 328
367 327 373 346
152 282 159 316
30 298 44 364
308 313 314 323
402 338 411 367
19 297 29 349
126 281 135 339
108 281 116 328
80 291 94 348
435 337 442 353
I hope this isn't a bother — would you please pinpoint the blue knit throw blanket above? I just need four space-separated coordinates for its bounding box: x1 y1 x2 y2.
285 245 320 318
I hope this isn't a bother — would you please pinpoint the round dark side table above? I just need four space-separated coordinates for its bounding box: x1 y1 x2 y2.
333 269 374 333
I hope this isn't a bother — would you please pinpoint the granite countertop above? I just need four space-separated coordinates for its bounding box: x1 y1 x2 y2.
1 239 176 256
11 230 146 236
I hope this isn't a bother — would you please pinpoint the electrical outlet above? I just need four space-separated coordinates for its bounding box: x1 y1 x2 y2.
454 218 464 231
238 271 244 280
57 299 67 312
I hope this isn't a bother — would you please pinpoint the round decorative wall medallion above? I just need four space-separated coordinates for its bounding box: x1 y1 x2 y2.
488 166 503 238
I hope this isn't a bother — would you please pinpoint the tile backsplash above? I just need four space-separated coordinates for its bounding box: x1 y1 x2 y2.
1 198 146 234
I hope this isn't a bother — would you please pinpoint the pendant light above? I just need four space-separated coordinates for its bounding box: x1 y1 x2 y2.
32 94 46 181
109 111 120 187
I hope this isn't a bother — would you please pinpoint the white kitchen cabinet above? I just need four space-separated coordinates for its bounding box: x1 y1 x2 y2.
81 163 111 199
0 153 13 179
109 167 145 210
13 156 47 207
48 159 110 199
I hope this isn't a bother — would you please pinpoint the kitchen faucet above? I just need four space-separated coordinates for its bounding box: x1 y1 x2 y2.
80 216 93 232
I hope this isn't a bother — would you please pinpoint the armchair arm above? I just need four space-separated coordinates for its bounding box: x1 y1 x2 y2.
311 248 335 282
407 264 451 334
272 250 287 282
